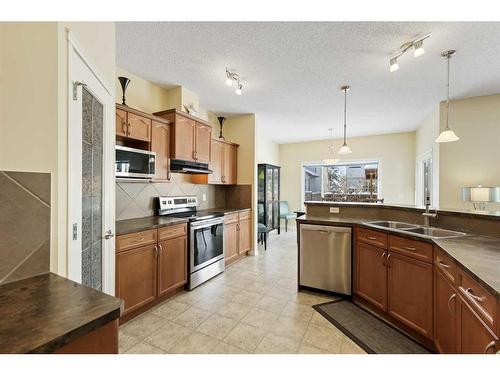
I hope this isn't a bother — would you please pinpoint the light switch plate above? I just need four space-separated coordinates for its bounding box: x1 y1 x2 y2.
330 207 340 214
202 193 207 201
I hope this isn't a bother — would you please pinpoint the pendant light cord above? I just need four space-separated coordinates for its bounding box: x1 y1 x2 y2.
343 89 347 145
445 54 450 131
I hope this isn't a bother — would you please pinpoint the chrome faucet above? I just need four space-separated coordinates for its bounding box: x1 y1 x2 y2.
422 202 437 227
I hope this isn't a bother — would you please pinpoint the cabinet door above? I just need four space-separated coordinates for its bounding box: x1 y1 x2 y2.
224 221 239 264
208 139 223 183
151 121 169 181
223 143 237 184
116 244 157 315
435 268 458 353
172 115 195 161
238 217 251 255
354 242 388 311
116 108 128 137
195 122 212 163
459 297 498 354
157 236 187 297
127 113 151 142
387 252 433 338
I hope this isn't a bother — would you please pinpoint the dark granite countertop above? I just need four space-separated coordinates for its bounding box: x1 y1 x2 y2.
297 215 500 298
116 208 251 236
0 273 123 353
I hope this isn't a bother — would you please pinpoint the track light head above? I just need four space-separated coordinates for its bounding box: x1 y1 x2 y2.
389 57 400 72
413 40 425 58
235 83 243 96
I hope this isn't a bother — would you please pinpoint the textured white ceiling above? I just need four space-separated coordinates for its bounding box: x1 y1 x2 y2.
116 22 500 144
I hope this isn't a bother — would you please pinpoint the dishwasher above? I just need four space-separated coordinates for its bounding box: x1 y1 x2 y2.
299 224 352 295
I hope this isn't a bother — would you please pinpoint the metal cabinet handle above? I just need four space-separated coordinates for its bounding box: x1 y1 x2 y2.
153 245 159 256
465 288 486 302
381 252 387 266
104 230 114 240
439 261 451 269
385 253 391 267
366 236 377 240
127 123 131 136
122 120 127 135
158 243 163 253
447 293 456 316
402 246 417 251
484 340 496 354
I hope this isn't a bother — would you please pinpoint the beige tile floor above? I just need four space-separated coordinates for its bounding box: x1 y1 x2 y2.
119 228 366 354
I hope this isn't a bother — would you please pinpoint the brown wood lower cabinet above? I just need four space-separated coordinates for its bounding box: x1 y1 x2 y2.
354 242 387 311
224 210 252 265
116 244 158 316
158 236 188 297
459 295 498 354
55 320 119 354
387 252 433 338
116 224 188 320
434 268 458 353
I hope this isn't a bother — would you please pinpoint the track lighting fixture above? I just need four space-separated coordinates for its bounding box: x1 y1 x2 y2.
224 67 244 95
389 34 430 72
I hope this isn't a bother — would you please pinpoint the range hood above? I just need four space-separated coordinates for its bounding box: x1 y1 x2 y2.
170 159 212 174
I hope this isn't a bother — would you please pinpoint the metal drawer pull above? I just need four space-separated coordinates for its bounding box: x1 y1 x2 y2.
134 237 145 243
447 293 456 316
366 236 377 240
465 288 486 302
439 261 451 269
318 230 329 234
484 340 496 354
402 245 417 251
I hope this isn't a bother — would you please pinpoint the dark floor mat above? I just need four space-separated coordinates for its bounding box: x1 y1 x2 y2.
313 300 430 354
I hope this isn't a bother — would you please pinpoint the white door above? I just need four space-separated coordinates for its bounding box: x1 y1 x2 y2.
415 150 433 207
67 33 115 295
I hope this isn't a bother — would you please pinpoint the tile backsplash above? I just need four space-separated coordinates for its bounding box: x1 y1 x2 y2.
116 174 226 221
0 171 50 284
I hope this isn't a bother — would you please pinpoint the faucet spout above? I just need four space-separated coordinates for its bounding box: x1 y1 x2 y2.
422 203 437 227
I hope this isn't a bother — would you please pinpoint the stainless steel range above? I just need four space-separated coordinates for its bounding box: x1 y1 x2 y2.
156 196 225 290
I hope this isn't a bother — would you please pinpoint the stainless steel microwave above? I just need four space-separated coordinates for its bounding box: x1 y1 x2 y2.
115 145 156 179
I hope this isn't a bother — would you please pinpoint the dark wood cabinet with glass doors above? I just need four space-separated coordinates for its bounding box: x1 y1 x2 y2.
258 164 281 233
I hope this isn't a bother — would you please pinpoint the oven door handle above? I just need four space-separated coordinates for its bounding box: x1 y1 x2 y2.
190 218 225 229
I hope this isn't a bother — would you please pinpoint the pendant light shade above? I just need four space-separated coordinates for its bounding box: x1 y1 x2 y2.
323 128 338 165
338 85 352 154
436 50 460 143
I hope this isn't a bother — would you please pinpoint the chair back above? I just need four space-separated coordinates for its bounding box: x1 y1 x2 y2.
279 201 289 215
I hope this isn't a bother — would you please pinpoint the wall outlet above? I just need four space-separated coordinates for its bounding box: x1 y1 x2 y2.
330 207 340 214
202 193 207 202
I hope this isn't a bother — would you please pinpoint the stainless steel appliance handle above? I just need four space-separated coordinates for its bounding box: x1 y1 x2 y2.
190 218 225 229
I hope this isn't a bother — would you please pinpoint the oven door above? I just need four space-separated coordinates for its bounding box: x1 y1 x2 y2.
190 218 225 273
115 145 156 178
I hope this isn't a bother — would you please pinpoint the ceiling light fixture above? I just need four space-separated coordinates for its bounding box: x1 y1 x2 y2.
389 34 430 72
323 128 339 165
224 67 244 95
338 85 352 155
436 50 460 143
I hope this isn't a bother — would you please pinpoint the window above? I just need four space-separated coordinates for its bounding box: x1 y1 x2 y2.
304 161 380 203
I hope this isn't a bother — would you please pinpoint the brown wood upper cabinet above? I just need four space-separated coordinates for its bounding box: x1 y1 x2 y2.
193 139 238 185
153 109 213 163
151 120 170 182
116 104 153 142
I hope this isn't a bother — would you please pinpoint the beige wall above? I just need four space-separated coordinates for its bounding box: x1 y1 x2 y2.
279 132 416 211
439 94 500 211
256 121 280 165
0 22 116 276
415 105 440 207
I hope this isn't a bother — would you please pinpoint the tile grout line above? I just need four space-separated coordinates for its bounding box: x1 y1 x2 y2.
1 171 50 208
0 239 49 284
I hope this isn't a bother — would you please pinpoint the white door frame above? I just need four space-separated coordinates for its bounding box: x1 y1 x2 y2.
67 30 115 295
415 149 433 207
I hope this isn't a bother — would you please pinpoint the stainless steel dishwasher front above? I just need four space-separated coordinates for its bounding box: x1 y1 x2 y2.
299 224 352 295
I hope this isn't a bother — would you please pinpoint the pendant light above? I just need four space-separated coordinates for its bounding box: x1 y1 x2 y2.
338 85 352 154
323 128 338 165
436 50 460 143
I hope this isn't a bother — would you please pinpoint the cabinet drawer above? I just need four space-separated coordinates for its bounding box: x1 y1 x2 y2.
434 247 457 284
458 271 496 328
158 224 187 241
388 235 433 263
238 210 251 220
225 213 239 224
116 229 157 253
357 228 387 249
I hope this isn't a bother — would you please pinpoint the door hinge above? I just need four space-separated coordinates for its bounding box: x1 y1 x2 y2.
72 81 87 100
72 223 78 240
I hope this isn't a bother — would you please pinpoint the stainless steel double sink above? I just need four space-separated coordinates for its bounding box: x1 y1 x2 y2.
363 220 467 239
